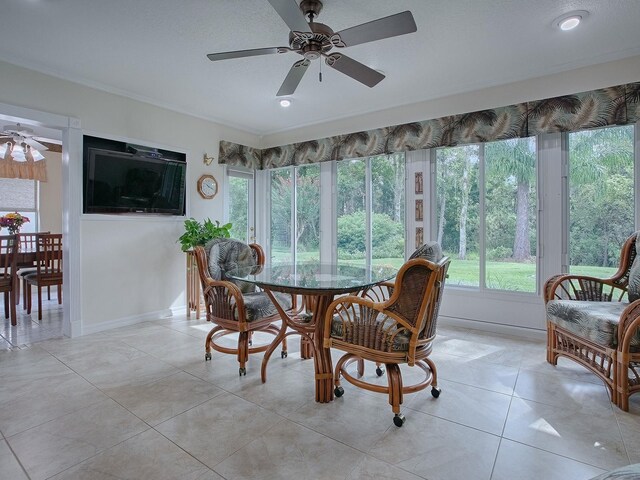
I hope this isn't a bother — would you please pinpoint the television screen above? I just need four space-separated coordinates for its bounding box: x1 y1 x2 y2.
85 148 186 215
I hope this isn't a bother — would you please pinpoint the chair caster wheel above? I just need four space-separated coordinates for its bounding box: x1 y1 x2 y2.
205 352 212 361
393 413 406 427
431 386 441 398
375 367 385 377
334 386 344 397
239 367 246 376
281 351 288 359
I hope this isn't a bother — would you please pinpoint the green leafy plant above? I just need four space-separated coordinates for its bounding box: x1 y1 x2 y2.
178 218 232 251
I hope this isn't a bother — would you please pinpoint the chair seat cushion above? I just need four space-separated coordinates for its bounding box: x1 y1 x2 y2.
235 291 292 323
17 268 36 277
330 315 411 352
589 463 640 480
546 300 640 349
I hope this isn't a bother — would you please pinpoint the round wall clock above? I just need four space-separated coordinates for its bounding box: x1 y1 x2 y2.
197 174 218 199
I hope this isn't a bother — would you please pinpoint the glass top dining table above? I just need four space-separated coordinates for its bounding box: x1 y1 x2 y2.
227 262 398 403
227 262 397 295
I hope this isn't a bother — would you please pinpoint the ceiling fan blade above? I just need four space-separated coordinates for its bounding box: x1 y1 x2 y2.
267 0 310 33
2 123 34 135
23 138 48 151
207 47 284 62
277 59 311 96
333 11 417 47
325 53 385 88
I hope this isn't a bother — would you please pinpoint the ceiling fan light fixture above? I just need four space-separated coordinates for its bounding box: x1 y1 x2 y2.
30 147 45 161
279 99 292 107
11 143 26 160
554 10 588 31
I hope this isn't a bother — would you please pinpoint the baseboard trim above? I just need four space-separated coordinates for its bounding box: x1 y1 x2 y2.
81 309 173 336
439 315 546 341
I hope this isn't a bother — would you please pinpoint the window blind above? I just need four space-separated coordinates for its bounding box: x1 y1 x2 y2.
0 178 36 210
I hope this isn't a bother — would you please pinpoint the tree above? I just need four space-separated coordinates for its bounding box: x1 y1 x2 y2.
568 126 634 267
485 138 536 261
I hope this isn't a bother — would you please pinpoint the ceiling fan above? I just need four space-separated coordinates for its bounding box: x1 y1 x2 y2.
207 0 417 96
0 123 49 151
0 123 50 160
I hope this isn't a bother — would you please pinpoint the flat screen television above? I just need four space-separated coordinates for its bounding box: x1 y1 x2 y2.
84 148 186 215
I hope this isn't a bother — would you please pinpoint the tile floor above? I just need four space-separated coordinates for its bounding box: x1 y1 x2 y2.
0 313 638 480
1 292 64 349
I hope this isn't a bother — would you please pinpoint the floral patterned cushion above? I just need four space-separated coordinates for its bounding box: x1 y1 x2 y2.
234 291 292 322
205 238 258 294
546 300 640 349
330 315 411 352
627 232 640 302
410 241 443 263
589 463 640 479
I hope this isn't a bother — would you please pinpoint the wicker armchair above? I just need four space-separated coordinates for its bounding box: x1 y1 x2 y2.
323 242 450 427
544 231 640 411
193 238 291 376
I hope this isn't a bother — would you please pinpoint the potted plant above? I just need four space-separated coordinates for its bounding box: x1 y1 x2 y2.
177 218 232 252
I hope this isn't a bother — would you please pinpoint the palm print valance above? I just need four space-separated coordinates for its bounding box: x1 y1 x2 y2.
219 82 640 170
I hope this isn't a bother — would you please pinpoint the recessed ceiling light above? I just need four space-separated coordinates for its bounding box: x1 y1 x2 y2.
279 99 291 108
553 10 589 31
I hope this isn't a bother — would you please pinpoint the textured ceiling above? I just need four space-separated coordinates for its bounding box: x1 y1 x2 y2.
1 0 639 135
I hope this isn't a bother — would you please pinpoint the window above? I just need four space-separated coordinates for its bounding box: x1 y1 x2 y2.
295 165 320 262
371 154 405 268
270 168 292 263
269 165 321 264
267 154 405 267
436 145 480 287
436 138 537 292
568 125 634 276
228 172 251 243
485 138 537 292
0 178 38 233
337 154 405 268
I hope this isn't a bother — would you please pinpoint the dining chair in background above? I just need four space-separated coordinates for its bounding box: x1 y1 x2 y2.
16 232 50 308
25 233 63 321
0 235 18 325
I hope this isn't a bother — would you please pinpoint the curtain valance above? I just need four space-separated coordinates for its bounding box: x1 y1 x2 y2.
219 82 640 170
0 141 48 181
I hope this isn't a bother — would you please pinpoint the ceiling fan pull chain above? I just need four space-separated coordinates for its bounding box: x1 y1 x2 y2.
319 60 322 83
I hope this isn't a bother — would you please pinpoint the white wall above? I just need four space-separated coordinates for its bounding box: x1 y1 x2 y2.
39 150 62 233
0 60 260 332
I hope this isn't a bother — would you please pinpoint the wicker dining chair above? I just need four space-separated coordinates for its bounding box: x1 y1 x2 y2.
0 235 18 325
193 238 291 376
24 233 63 320
324 242 450 427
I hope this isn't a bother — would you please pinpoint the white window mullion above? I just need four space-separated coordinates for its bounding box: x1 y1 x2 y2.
319 161 336 263
291 166 297 263
365 157 372 269
635 121 640 230
478 144 486 290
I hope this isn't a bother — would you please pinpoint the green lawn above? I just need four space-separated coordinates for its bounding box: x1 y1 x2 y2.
272 247 618 293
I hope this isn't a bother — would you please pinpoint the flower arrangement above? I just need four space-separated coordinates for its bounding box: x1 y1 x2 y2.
0 212 30 235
